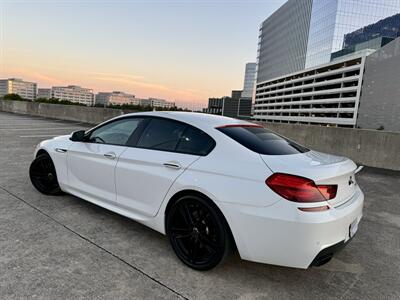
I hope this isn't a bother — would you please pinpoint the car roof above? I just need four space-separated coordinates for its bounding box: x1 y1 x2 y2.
118 111 255 132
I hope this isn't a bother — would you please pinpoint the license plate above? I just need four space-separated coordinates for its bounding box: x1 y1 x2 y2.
349 218 360 239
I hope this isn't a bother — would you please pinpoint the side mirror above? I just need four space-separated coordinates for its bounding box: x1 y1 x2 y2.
70 130 86 142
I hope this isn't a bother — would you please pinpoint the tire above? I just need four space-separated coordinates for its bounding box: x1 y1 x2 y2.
166 194 231 271
29 153 62 195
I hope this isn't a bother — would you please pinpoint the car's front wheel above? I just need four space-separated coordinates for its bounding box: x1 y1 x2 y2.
29 153 62 195
166 194 231 270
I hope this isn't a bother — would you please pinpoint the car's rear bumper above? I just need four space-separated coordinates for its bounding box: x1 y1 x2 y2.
219 185 364 269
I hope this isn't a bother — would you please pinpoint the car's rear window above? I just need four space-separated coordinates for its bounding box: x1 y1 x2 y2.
217 125 309 155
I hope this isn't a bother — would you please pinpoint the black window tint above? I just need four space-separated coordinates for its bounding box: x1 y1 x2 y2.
137 118 186 151
218 126 309 155
176 126 215 155
89 118 143 146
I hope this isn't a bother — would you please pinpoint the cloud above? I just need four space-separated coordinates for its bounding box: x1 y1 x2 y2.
83 71 144 80
3 65 209 103
91 73 207 100
2 67 62 86
31 71 62 85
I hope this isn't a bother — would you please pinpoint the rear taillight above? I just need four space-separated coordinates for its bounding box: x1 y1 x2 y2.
316 185 337 200
265 173 337 203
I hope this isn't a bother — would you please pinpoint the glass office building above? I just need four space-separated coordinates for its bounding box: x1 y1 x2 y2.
241 63 257 98
343 13 400 48
305 0 400 68
256 0 400 82
256 0 313 82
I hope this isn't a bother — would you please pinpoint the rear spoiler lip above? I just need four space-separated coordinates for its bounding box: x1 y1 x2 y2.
215 124 263 129
355 165 364 174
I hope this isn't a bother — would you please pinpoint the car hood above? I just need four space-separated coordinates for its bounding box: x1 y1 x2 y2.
53 134 71 141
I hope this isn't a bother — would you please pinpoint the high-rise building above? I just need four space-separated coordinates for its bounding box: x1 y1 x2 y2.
51 85 94 106
254 0 400 128
331 36 394 62
241 63 257 98
330 13 400 61
204 90 251 118
256 0 400 82
0 78 37 100
230 90 242 100
205 97 225 115
37 88 52 99
257 0 313 83
305 0 400 68
96 91 136 106
343 13 400 48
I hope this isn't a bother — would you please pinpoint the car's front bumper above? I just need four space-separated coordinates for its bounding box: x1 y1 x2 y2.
219 185 364 269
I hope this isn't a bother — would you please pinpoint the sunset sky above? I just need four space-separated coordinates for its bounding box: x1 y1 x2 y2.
0 0 286 109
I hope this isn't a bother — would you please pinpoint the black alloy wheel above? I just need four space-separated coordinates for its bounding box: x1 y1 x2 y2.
166 194 231 270
29 153 62 195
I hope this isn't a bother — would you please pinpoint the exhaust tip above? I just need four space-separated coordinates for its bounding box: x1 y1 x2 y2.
310 240 346 267
312 254 333 266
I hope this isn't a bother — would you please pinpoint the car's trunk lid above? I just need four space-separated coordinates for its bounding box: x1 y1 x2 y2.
261 150 358 206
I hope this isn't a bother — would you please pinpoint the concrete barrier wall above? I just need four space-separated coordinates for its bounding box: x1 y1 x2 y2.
0 100 136 124
260 122 400 171
1 100 399 170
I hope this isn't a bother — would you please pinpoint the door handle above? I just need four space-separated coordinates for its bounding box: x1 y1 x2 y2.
163 161 182 170
55 148 67 153
104 152 116 160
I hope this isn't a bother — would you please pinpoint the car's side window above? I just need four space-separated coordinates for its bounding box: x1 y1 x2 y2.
136 117 215 155
137 118 187 151
176 126 215 155
88 118 143 146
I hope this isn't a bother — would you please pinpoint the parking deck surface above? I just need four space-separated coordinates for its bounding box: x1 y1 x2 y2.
0 111 399 299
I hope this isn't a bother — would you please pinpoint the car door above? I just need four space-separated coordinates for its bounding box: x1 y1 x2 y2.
115 117 215 217
67 117 144 205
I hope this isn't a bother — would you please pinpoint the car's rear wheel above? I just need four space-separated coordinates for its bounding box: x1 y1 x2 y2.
166 194 231 270
29 153 62 195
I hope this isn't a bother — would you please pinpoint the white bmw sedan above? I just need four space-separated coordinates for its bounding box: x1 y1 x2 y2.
29 112 364 270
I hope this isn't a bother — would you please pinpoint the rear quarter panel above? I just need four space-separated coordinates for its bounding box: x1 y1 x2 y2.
172 137 280 207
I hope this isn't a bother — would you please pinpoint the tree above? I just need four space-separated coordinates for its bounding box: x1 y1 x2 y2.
35 98 86 106
3 93 24 101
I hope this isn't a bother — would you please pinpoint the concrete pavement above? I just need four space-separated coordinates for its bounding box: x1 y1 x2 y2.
0 111 399 299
